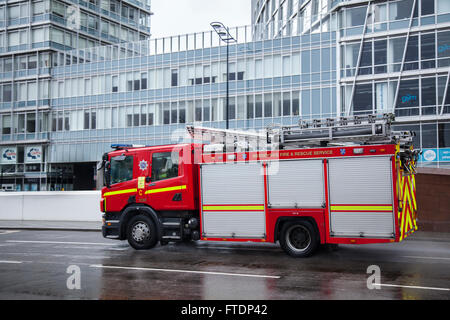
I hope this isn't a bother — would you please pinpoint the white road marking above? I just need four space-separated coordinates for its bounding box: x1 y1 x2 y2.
0 230 21 235
402 256 450 261
6 240 112 246
90 264 281 279
377 283 450 292
0 260 23 264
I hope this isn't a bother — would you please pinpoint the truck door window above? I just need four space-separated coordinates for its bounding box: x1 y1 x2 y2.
110 156 134 185
152 152 179 182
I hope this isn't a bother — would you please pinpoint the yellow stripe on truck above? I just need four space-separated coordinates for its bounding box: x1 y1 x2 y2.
104 189 137 197
145 185 187 195
331 205 393 212
203 205 265 211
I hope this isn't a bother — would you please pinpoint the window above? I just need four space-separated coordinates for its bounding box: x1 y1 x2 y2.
171 69 178 87
141 73 147 90
397 79 420 116
437 31 450 67
247 95 254 119
3 84 12 102
421 33 436 69
8 31 19 47
110 156 134 185
346 6 367 27
112 75 118 92
422 77 436 106
32 1 45 16
389 37 406 72
2 115 11 134
389 0 417 20
255 94 263 118
404 35 419 70
264 94 272 117
283 92 291 116
437 0 450 14
151 152 179 182
8 5 20 20
359 42 373 75
353 84 373 114
439 123 450 148
422 123 437 148
374 40 387 74
421 0 434 15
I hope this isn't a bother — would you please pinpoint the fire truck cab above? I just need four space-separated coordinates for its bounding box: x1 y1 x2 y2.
99 114 420 257
101 143 201 247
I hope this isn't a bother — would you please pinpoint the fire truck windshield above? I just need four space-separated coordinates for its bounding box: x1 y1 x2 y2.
110 156 134 185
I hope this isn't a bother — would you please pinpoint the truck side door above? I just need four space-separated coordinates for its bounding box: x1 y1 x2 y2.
147 148 186 211
104 154 136 212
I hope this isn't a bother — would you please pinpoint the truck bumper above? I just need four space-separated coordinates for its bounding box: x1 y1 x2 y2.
102 215 121 239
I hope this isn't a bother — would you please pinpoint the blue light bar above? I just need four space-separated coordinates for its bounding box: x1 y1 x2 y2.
111 144 145 149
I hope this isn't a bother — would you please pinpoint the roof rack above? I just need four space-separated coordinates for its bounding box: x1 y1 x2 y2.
187 114 415 151
269 113 414 149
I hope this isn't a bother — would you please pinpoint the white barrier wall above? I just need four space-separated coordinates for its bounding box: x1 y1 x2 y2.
0 191 102 222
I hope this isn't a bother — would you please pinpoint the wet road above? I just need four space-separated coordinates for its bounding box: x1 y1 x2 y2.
0 229 449 300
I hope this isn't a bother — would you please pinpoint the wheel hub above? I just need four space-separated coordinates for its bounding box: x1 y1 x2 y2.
286 225 311 253
132 222 150 242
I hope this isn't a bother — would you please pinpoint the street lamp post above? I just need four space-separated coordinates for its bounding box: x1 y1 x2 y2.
210 22 236 130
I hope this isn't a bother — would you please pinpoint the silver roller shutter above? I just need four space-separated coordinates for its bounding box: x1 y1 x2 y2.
330 212 395 238
267 160 325 208
329 156 393 205
201 162 264 205
203 211 266 238
201 162 266 239
328 156 395 238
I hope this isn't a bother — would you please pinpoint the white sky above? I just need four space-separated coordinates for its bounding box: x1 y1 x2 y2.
150 0 252 39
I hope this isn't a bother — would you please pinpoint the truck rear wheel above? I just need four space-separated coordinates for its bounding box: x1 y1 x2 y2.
280 220 319 258
127 215 158 250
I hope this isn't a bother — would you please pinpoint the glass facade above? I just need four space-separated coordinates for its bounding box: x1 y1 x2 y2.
0 0 152 191
1 0 450 191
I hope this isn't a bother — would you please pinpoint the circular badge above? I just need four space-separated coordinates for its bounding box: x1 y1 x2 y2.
139 160 148 171
423 150 437 162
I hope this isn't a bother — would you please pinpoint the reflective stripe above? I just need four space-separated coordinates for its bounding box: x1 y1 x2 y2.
104 189 137 197
331 205 393 212
145 185 187 195
203 205 265 211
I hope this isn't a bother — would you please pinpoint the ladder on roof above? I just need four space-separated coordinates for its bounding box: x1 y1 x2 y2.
187 114 414 150
269 113 414 148
187 113 420 174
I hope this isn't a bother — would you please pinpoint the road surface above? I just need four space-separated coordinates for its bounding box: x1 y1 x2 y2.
0 229 449 300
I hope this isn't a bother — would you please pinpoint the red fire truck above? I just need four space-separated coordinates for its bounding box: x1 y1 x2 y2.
99 114 419 257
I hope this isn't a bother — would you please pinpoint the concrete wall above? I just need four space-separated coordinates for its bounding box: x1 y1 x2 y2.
0 191 102 222
416 169 450 233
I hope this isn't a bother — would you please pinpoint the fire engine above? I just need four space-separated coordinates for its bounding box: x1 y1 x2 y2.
98 114 419 257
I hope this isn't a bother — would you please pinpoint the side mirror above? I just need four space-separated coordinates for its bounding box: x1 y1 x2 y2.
104 161 111 188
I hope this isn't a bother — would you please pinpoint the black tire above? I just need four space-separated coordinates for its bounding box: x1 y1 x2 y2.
126 214 158 250
279 220 319 258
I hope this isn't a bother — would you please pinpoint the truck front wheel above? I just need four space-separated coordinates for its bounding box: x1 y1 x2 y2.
127 214 158 250
279 220 319 258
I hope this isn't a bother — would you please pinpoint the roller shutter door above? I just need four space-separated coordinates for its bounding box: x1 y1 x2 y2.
267 160 325 208
201 162 265 238
328 156 395 238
